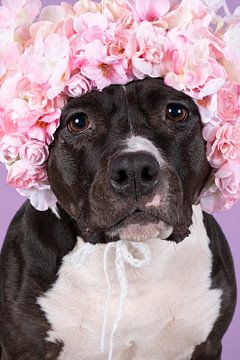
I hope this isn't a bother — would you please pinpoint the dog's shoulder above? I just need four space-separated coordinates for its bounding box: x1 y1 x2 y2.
202 212 236 288
0 203 78 358
200 212 237 344
0 202 78 302
2 201 77 257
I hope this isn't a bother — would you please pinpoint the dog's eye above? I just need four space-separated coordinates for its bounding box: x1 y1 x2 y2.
166 104 189 122
67 113 90 133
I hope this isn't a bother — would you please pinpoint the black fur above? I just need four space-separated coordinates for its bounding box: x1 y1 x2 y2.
0 78 237 359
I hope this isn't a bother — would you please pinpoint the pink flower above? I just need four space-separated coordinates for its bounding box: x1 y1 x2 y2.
73 14 110 52
130 21 166 79
64 73 91 97
223 23 240 66
54 94 68 111
18 185 57 211
200 184 231 213
197 94 219 125
2 0 42 21
217 83 240 123
126 0 170 21
28 109 61 144
0 44 21 72
3 98 41 134
0 109 5 138
0 0 240 213
81 39 129 90
163 27 226 98
70 13 113 71
102 0 132 22
44 34 70 99
0 71 22 108
215 160 240 200
73 12 109 34
19 139 49 166
17 78 49 112
39 3 74 23
163 4 193 29
7 159 48 189
0 59 7 80
73 0 100 16
0 107 13 135
108 29 130 57
69 34 88 71
0 134 26 163
203 123 218 142
22 33 70 98
205 122 240 168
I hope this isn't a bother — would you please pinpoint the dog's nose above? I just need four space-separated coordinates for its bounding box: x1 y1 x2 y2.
108 152 160 197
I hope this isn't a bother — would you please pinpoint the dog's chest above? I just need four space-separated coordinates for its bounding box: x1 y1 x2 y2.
38 208 222 360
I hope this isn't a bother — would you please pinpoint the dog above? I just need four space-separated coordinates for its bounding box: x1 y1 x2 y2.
0 77 236 360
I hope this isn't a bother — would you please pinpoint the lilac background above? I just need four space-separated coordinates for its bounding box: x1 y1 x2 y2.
0 0 239 358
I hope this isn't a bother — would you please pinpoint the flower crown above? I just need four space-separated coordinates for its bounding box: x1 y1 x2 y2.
0 0 239 213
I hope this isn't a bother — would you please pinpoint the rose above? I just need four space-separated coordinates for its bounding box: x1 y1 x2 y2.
7 159 48 189
0 134 26 163
205 122 240 168
215 160 240 199
200 184 230 213
19 139 49 166
65 73 91 97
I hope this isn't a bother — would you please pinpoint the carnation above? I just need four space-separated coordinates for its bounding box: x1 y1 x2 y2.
0 0 240 213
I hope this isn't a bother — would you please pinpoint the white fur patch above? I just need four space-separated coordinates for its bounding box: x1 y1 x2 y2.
118 221 173 242
51 205 61 220
37 205 222 360
146 194 161 207
124 136 165 166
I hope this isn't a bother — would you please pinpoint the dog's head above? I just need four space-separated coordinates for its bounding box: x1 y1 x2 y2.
47 78 210 244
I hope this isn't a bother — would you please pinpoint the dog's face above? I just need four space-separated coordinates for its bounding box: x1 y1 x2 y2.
47 78 210 244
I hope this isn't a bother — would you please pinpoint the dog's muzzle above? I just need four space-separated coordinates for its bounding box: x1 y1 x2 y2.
108 151 160 198
106 150 173 241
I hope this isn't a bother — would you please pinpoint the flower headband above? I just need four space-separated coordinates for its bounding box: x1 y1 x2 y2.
0 0 239 213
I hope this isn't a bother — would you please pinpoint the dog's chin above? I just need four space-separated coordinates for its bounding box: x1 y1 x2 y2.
108 212 173 242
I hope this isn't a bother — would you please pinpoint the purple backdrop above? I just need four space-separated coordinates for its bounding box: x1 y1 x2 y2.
0 0 239 358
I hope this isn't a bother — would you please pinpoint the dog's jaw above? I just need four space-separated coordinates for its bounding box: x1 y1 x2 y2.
116 221 173 242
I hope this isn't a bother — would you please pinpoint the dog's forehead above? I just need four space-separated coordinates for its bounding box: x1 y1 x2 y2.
103 77 194 111
64 78 194 115
105 77 166 102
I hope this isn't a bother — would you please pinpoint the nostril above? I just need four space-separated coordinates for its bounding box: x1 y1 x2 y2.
112 169 128 184
141 165 158 183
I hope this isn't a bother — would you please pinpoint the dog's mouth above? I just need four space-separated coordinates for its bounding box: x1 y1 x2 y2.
107 209 173 242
